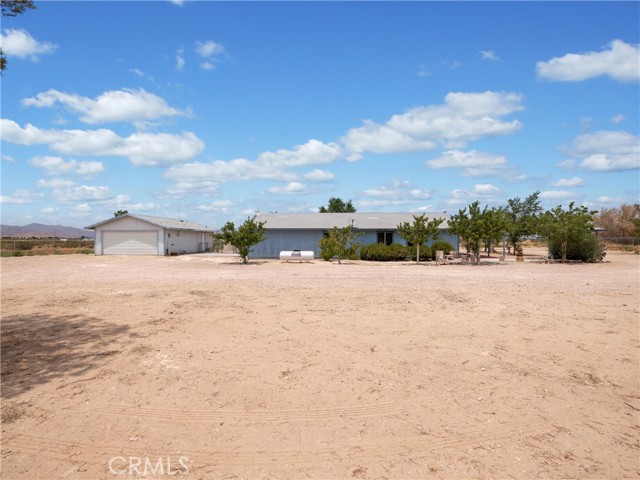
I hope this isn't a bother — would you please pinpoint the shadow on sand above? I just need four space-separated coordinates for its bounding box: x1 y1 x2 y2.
1 313 129 399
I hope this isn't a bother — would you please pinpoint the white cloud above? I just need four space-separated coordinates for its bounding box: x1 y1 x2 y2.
536 39 640 82
73 203 92 213
1 119 205 167
195 40 225 70
556 158 576 170
196 40 224 58
0 189 42 205
2 155 16 163
169 0 184 6
304 169 334 182
358 180 431 208
267 182 308 195
410 205 434 213
52 185 115 203
569 130 639 172
0 28 57 60
417 60 462 78
596 195 626 205
447 183 501 205
165 139 342 194
196 200 233 212
539 190 574 200
472 183 501 196
22 88 186 125
480 50 500 61
341 91 523 159
426 149 509 176
37 178 76 188
41 207 58 213
552 177 584 187
176 49 186 71
611 114 625 124
130 69 155 83
28 155 104 177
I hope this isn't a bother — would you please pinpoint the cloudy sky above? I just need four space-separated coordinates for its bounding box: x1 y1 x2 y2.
1 1 638 228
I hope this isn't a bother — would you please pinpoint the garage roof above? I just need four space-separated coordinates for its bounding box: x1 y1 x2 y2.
86 214 214 232
255 212 449 229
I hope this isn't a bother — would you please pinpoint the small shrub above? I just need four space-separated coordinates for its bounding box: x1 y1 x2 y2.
318 236 335 261
12 250 23 257
360 243 408 261
409 244 431 262
78 249 93 255
548 234 606 262
429 240 455 260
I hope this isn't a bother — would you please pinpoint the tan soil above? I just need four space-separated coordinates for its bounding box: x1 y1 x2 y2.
1 250 639 479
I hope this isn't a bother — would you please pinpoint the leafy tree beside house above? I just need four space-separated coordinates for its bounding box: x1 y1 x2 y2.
504 191 543 255
396 214 442 264
216 215 266 264
114 210 128 217
318 225 363 264
448 201 507 263
319 197 356 213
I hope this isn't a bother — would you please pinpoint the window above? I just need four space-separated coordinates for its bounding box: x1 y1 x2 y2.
377 231 393 246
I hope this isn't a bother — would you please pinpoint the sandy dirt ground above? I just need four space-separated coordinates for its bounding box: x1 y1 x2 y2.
1 250 639 479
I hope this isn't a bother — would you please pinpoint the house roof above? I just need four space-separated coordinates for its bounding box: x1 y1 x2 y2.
85 214 214 232
255 212 449 230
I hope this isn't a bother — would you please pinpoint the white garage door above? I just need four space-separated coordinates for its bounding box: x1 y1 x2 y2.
102 231 158 255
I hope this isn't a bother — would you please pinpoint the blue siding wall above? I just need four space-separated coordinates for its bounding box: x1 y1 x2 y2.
251 229 459 258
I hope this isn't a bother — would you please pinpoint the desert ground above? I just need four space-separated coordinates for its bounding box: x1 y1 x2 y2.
1 250 638 479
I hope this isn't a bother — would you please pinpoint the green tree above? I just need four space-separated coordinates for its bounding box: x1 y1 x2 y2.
483 207 509 257
216 215 266 264
448 202 507 263
504 191 543 255
396 214 442 264
1 0 37 73
114 210 129 217
319 225 363 264
540 202 597 262
319 197 356 213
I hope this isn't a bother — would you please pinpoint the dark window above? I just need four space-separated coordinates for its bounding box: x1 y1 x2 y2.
377 231 393 246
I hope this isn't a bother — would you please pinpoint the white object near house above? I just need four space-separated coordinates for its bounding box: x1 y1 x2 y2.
279 250 314 261
86 213 214 256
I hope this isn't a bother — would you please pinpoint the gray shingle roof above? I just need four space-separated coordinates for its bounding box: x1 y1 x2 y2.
255 212 449 229
86 214 214 232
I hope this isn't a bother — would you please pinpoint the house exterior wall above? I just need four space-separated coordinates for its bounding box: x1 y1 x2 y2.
94 217 164 255
251 229 325 258
251 228 459 258
165 230 210 255
93 216 212 255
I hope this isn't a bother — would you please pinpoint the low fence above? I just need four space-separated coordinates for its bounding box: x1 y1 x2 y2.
600 236 639 246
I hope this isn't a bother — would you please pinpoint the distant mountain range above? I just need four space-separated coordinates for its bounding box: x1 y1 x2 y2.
0 223 95 238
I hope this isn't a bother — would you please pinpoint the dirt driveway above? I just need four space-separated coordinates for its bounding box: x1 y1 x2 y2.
1 252 638 479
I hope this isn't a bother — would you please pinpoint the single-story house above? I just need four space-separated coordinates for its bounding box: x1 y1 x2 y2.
86 213 214 256
251 212 458 259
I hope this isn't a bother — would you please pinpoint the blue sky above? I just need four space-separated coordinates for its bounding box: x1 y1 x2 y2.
1 1 639 228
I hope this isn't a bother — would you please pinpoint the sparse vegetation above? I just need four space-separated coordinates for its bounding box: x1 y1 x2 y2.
428 240 455 260
540 202 604 263
215 215 266 264
360 243 408 261
396 214 442 264
318 225 363 264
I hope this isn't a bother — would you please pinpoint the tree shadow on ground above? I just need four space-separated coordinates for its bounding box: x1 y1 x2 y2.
1 313 129 399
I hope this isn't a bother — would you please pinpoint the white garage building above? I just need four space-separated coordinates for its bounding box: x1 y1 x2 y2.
86 214 214 256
